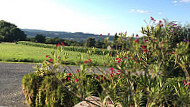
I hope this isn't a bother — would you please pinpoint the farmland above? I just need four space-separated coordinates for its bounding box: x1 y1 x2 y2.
0 42 104 65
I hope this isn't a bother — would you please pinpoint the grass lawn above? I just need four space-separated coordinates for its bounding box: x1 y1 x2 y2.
0 43 104 65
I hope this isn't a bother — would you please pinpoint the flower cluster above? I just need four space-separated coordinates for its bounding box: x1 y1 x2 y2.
56 42 66 47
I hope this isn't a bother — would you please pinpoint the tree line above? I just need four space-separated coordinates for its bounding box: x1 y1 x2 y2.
0 20 189 50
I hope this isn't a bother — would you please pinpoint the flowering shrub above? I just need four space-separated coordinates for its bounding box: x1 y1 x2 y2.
22 17 190 106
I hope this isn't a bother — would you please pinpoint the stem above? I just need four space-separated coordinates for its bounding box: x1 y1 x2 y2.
179 63 190 82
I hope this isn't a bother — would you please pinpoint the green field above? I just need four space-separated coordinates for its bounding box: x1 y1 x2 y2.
0 43 104 65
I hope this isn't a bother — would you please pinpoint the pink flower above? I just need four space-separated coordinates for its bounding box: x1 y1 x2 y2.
184 80 187 84
135 39 139 43
88 59 91 63
84 60 88 63
67 77 70 81
143 49 148 53
110 53 112 57
142 45 146 49
160 24 163 27
116 73 119 75
110 68 114 71
68 73 71 76
173 24 177 26
116 58 119 60
159 20 162 24
45 55 49 58
61 42 66 46
75 79 79 82
77 69 79 73
100 34 102 36
56 43 60 47
117 60 121 63
48 59 53 62
172 52 176 54
184 80 187 86
124 56 127 59
150 16 154 20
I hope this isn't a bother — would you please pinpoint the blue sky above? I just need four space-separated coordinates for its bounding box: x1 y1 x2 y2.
0 0 189 36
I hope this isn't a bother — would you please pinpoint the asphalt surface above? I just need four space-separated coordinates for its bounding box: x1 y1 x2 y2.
0 63 35 107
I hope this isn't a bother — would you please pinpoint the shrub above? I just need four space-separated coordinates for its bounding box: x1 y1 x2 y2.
22 73 42 106
22 72 75 107
22 17 190 106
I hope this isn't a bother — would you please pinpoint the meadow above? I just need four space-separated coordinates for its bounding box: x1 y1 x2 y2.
0 42 104 65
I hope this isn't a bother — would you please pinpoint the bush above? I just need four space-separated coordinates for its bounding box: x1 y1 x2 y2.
22 72 74 107
22 17 190 106
22 71 102 106
22 73 42 106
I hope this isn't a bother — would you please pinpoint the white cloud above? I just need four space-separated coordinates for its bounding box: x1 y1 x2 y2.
130 9 151 14
136 9 151 14
180 0 190 3
0 0 114 35
172 0 178 3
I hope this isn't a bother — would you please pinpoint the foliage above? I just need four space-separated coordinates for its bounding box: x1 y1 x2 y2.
22 73 42 106
45 37 83 46
22 46 103 106
22 17 190 106
17 41 117 56
95 39 103 48
22 29 114 42
0 20 26 42
35 34 46 43
22 72 74 107
84 37 96 47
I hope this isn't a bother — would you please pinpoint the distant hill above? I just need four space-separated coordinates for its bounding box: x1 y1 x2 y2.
21 29 114 42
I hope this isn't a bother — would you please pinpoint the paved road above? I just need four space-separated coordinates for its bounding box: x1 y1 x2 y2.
0 63 35 107
0 63 104 107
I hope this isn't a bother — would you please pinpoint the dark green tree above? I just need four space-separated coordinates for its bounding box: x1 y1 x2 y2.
35 34 46 43
85 37 96 47
95 39 102 48
0 20 26 42
46 37 60 44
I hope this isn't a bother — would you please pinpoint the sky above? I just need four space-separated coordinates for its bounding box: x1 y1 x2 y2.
0 0 190 36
